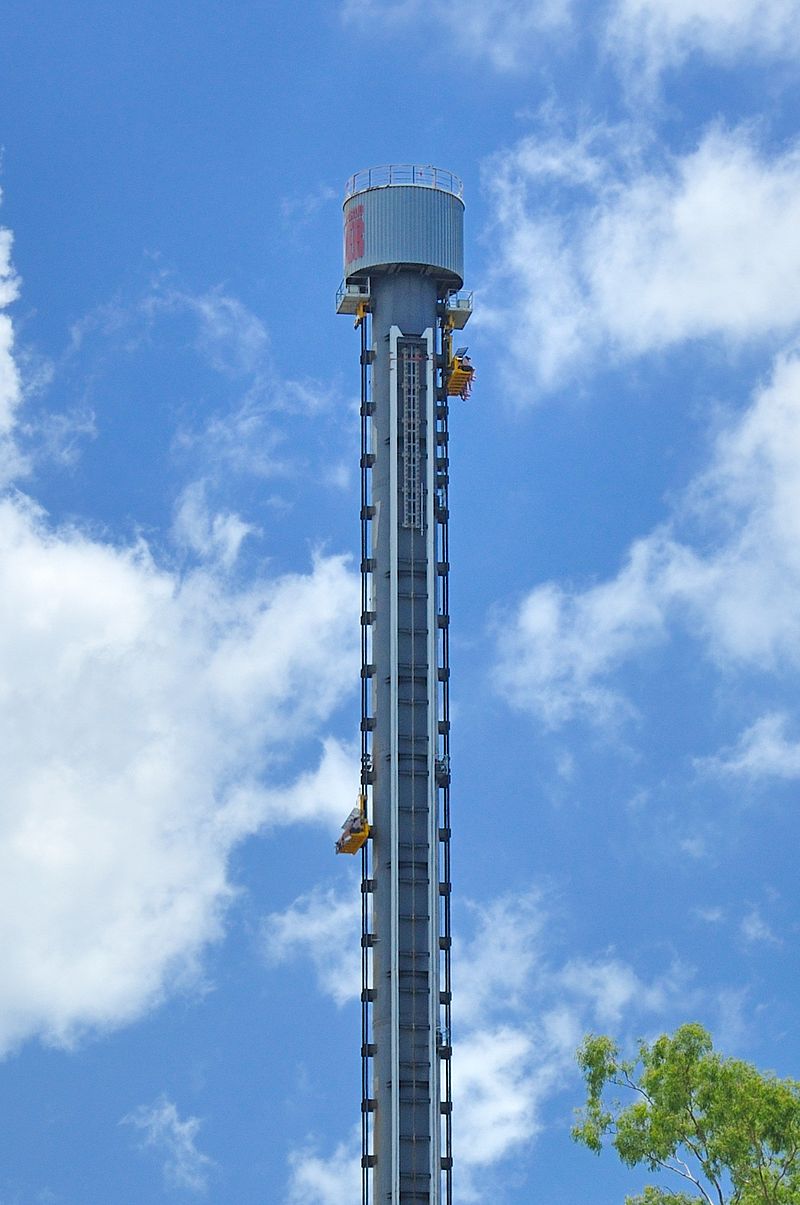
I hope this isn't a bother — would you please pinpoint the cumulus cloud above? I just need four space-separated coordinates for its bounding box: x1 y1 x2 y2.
0 210 363 1055
0 493 358 1054
343 0 800 81
451 895 564 1199
262 880 360 1007
455 1025 549 1175
557 956 685 1023
143 286 271 382
700 712 800 779
496 539 673 725
0 219 26 481
284 887 690 1201
70 281 341 492
452 895 691 1197
341 0 572 71
280 184 338 224
0 223 21 425
122 1097 215 1192
172 480 256 569
607 0 800 86
740 908 780 945
251 736 359 834
287 1130 361 1205
456 892 546 1027
497 350 800 724
160 287 296 479
482 123 800 394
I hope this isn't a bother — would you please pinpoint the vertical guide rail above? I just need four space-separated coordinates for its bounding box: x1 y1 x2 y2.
436 312 454 1205
359 310 375 1205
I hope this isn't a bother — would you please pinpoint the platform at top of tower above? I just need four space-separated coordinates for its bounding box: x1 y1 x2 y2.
345 164 463 201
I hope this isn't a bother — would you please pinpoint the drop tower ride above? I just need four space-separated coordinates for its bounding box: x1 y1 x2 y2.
336 165 473 1205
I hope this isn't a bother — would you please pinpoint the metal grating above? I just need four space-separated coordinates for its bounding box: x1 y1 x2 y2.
400 342 425 530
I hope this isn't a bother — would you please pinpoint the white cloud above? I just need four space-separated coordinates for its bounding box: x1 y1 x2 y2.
607 0 800 86
280 184 338 223
0 493 358 1054
0 221 363 1055
483 124 800 394
70 282 341 490
456 893 546 1026
158 286 270 381
701 712 800 780
262 881 360 1007
256 736 359 831
0 224 21 420
172 480 256 569
284 887 689 1201
714 988 750 1049
680 837 708 860
454 1026 548 1174
0 221 25 481
341 0 572 71
287 1131 361 1205
741 908 780 945
496 538 672 725
557 956 685 1025
343 0 800 80
155 286 334 420
24 405 97 469
122 1097 215 1192
454 895 689 1199
497 351 800 724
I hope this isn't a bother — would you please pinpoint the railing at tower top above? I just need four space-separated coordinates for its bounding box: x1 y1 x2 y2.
345 164 464 201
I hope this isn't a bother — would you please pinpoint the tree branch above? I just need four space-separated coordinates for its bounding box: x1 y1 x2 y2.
775 1140 799 1187
617 1071 655 1107
685 1102 725 1205
651 1155 716 1205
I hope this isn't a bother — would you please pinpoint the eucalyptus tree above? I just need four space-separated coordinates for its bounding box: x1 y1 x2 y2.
572 1023 800 1204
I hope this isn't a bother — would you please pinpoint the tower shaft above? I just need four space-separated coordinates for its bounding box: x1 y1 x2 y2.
337 166 468 1205
371 273 443 1203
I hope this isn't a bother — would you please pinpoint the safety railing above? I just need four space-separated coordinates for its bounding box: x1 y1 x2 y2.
336 279 371 315
345 164 463 200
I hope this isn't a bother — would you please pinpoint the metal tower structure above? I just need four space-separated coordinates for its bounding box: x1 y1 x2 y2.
336 165 473 1205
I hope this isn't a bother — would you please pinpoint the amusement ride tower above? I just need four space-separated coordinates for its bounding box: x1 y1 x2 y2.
336 166 473 1205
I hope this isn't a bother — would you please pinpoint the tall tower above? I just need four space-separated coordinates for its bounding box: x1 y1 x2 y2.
336 166 473 1205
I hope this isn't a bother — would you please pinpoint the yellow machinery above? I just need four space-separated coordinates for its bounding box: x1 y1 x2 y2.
336 794 370 854
354 299 370 329
444 328 475 399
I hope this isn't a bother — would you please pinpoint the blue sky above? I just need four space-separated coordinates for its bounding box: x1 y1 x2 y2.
1 1 800 1201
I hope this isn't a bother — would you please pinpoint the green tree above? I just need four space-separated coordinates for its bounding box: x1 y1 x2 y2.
572 1023 800 1204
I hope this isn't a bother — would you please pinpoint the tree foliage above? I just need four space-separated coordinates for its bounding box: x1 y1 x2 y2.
572 1023 800 1204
